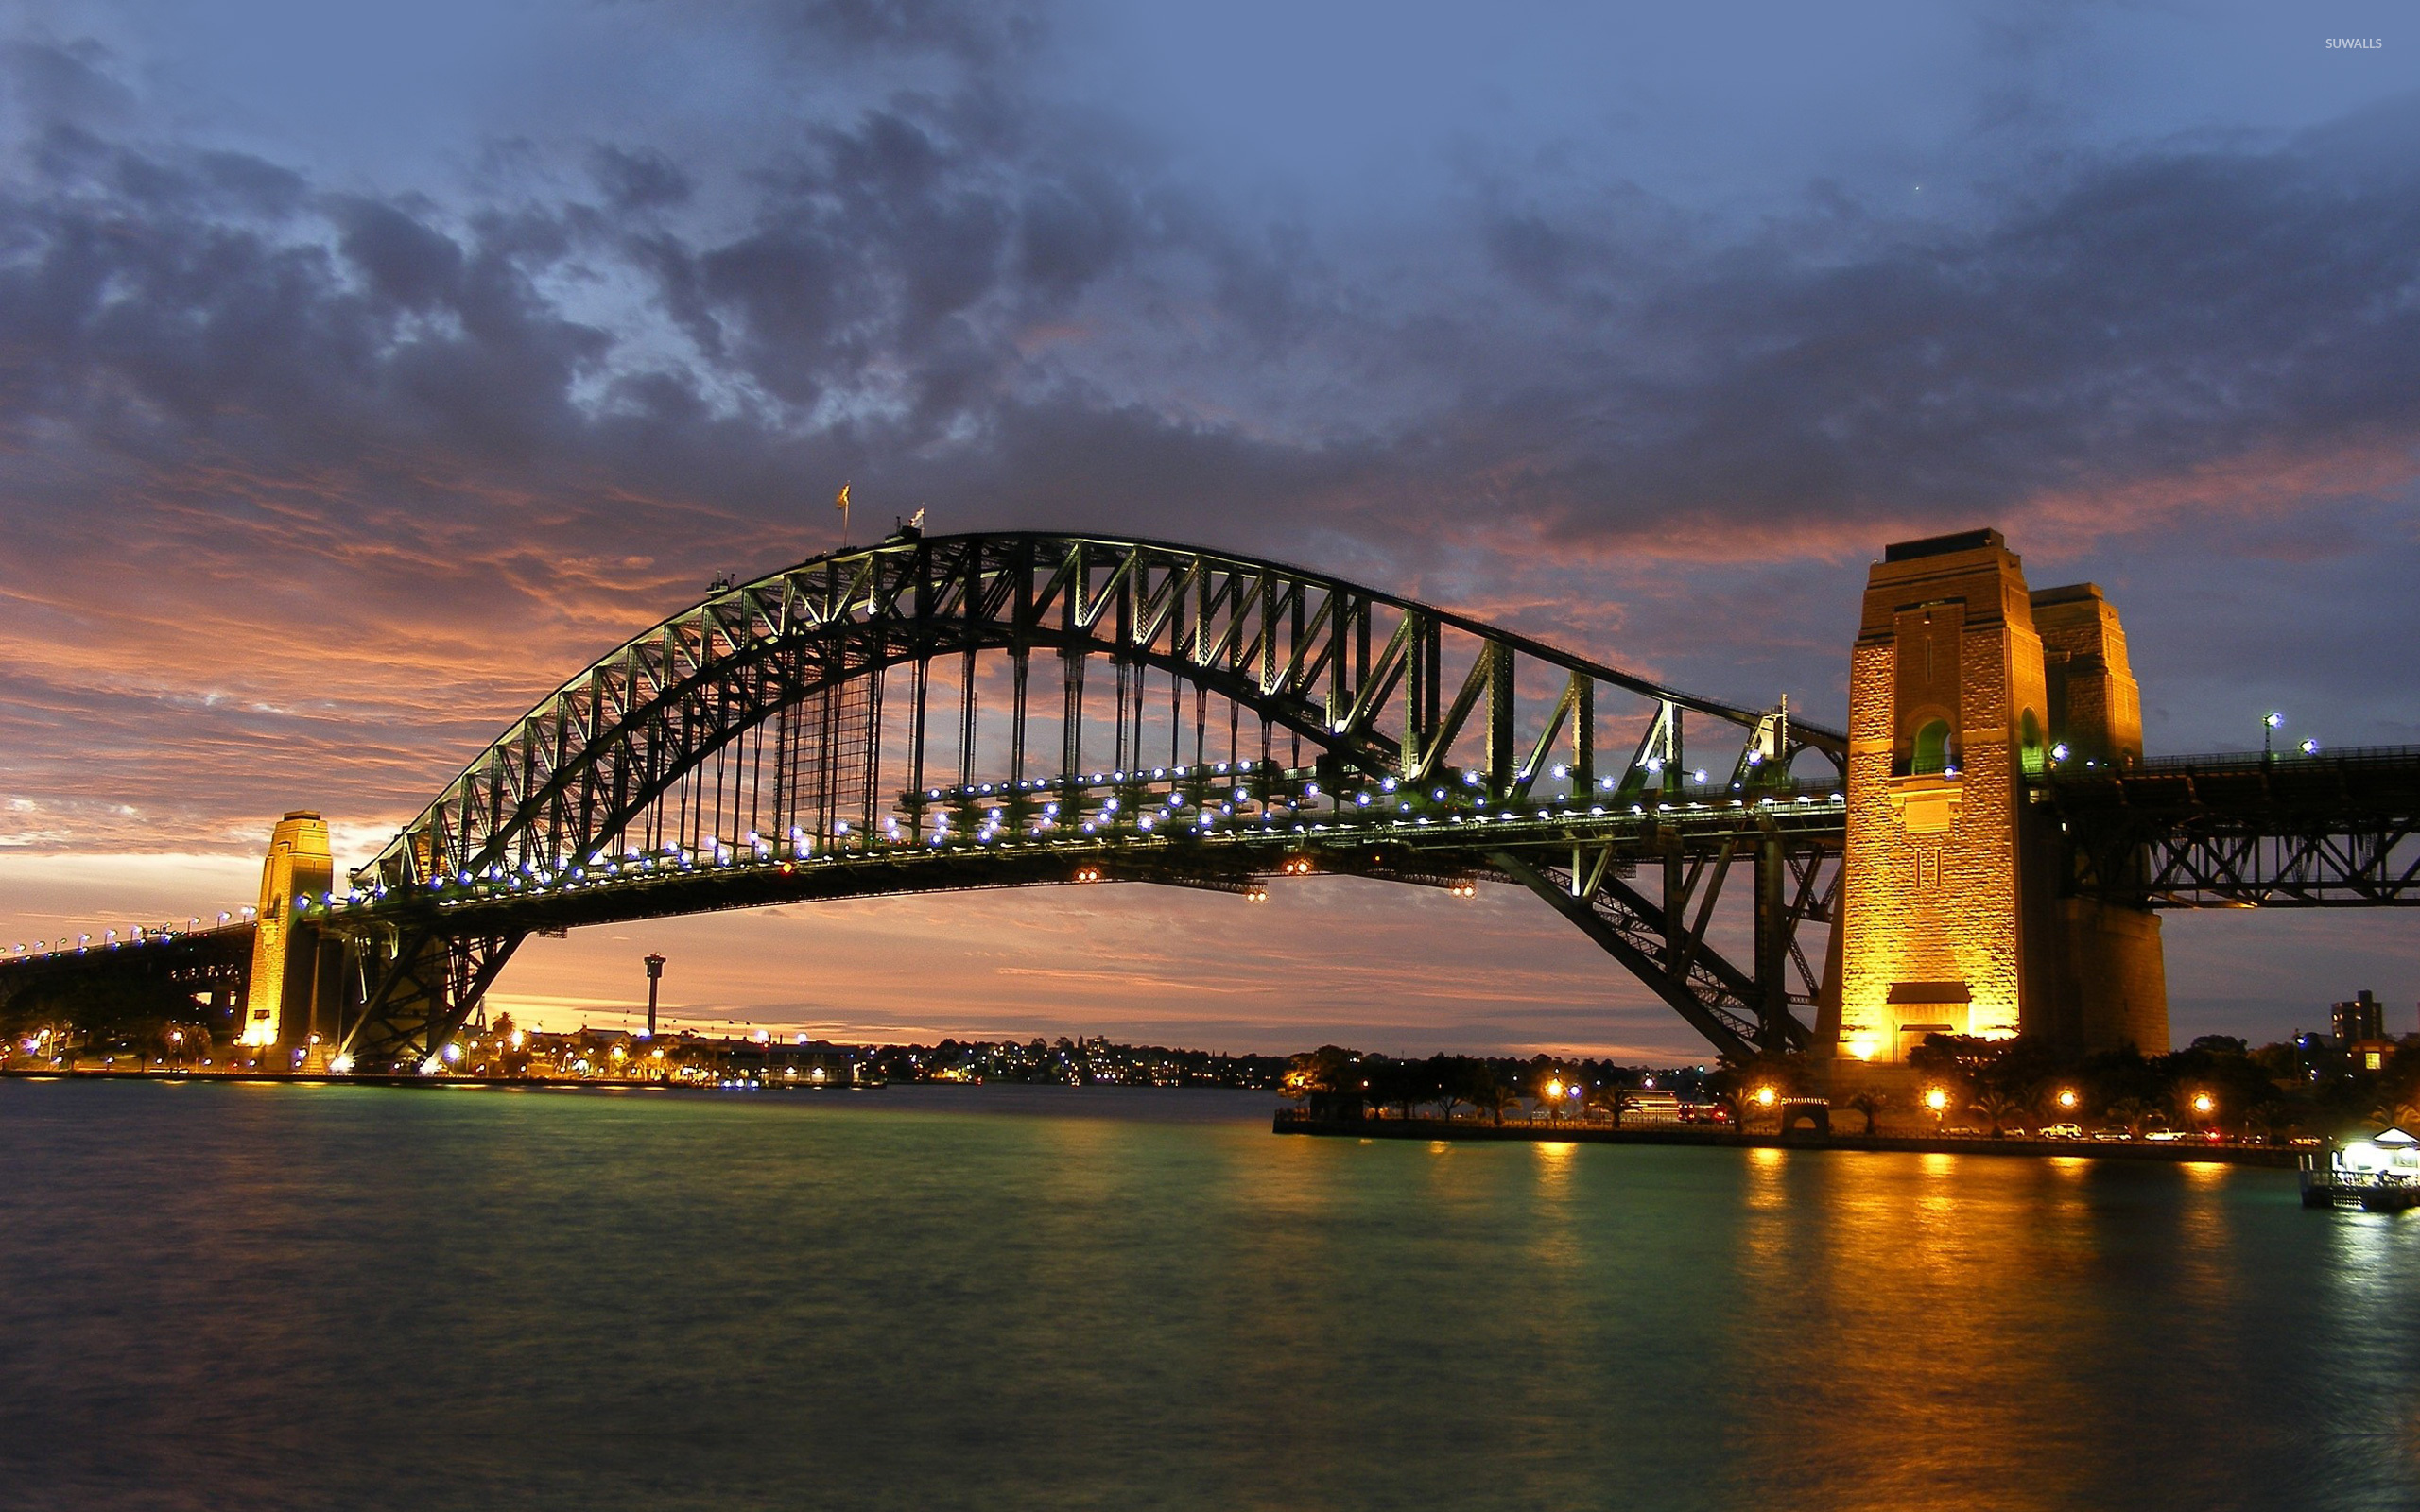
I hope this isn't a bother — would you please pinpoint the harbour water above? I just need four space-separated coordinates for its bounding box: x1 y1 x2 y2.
4 1080 2416 1511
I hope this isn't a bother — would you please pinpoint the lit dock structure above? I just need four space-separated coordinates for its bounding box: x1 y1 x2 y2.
2300 1127 2420 1211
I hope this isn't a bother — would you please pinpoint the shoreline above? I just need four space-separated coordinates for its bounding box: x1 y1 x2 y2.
0 1067 876 1091
1275 1111 2303 1167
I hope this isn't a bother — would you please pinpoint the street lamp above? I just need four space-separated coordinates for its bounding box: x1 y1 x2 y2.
2262 711 2284 757
1925 1086 1949 1130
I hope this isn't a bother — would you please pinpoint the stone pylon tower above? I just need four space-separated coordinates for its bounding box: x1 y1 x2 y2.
1832 530 2167 1062
238 811 333 1049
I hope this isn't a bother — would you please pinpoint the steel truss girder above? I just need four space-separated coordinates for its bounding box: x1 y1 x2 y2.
339 928 525 1072
2067 821 2420 906
2042 748 2420 908
361 533 1844 895
1488 831 1833 1063
0 925 253 1015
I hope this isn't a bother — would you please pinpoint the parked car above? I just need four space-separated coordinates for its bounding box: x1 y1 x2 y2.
2144 1128 2189 1143
1943 1125 1983 1137
2091 1126 2133 1142
2040 1123 2085 1139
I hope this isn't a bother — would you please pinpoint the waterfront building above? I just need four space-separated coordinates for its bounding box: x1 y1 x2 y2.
2333 989 2385 1044
1621 1090 1683 1123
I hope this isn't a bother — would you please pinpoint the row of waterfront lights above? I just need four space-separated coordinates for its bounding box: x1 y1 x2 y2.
1725 1082 2227 1137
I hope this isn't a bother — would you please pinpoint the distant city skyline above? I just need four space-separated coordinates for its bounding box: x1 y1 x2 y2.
3 2 2417 1057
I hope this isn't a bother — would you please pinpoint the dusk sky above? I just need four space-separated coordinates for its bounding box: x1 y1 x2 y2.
3 1 2417 1057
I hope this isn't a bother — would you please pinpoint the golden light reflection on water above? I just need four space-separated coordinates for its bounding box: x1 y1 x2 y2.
1528 1141 1581 1271
1725 1152 2096 1512
2171 1162 2238 1313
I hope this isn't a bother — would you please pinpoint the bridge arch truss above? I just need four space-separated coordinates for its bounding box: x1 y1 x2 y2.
330 532 1847 1071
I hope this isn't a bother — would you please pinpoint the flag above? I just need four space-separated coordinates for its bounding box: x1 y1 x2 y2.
835 482 851 513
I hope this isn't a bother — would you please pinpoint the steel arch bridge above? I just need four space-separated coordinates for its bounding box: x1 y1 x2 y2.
308 529 1851 1071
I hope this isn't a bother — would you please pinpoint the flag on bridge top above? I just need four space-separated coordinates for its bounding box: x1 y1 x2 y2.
835 481 851 512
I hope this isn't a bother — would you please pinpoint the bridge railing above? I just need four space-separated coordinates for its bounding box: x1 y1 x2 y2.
2038 745 2420 780
2 919 256 970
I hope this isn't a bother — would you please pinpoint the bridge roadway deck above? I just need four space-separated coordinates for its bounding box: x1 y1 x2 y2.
0 922 251 995
2036 744 2420 822
309 791 1852 937
2038 745 2420 906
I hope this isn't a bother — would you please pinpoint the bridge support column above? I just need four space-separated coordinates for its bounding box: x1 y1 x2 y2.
1754 829 1790 1056
238 811 333 1055
2025 585 2169 1055
337 928 526 1074
1835 530 2168 1065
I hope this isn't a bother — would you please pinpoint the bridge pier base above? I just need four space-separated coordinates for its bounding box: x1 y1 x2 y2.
335 928 525 1074
1835 530 2169 1065
238 812 333 1057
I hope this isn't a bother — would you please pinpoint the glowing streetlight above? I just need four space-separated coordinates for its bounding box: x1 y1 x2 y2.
1754 1085 1777 1108
2191 1092 2215 1121
2262 711 2284 757
1925 1086 1949 1130
2056 1089 2079 1111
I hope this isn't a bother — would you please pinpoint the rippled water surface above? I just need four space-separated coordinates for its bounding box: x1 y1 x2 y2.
5 1080 2417 1511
